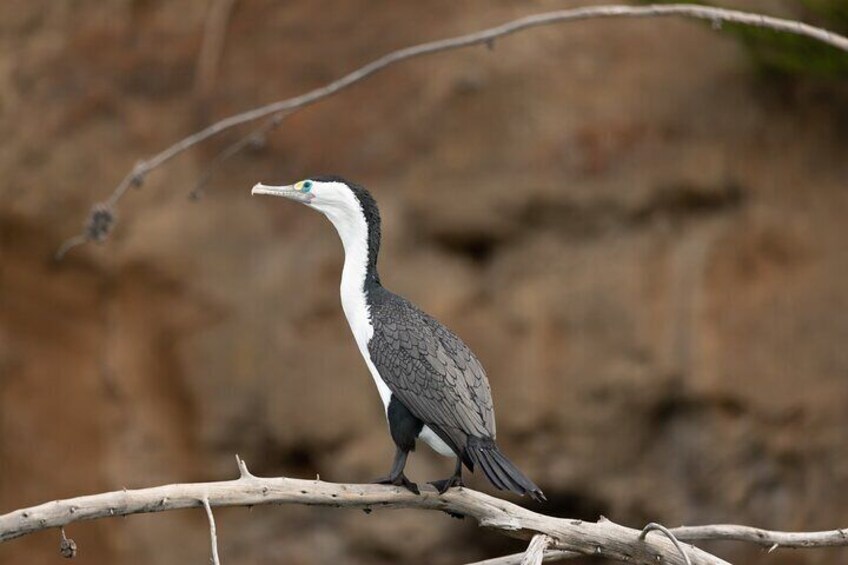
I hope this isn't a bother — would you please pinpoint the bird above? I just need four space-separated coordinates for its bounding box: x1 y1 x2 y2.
252 175 545 502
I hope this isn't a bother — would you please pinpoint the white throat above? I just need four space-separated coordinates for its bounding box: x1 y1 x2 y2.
321 201 393 411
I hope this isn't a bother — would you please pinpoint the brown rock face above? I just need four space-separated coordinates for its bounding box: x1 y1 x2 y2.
2 1 847 563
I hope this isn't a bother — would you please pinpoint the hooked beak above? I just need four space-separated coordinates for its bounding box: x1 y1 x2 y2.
251 183 314 204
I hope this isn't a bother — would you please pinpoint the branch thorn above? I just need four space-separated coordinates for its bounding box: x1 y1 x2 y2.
235 454 254 479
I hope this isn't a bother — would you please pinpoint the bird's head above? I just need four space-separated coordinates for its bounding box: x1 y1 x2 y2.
251 175 382 278
252 176 350 214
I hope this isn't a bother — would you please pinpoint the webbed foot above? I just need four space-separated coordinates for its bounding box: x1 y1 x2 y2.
373 474 420 495
429 474 464 495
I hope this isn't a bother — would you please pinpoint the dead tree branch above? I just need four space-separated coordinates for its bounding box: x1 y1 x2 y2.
188 114 284 200
57 3 848 258
1 458 846 564
470 520 848 564
671 523 848 549
521 534 555 565
0 470 725 565
202 496 221 565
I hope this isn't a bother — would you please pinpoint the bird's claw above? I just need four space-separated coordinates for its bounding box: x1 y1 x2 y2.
429 476 464 495
373 474 420 495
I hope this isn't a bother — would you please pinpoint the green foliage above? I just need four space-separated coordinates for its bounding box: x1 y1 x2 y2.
639 0 848 81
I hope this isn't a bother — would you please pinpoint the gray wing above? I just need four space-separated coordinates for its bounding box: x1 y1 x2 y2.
368 292 496 450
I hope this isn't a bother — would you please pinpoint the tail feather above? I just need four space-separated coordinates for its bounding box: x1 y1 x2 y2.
466 437 546 502
476 451 511 491
491 450 534 493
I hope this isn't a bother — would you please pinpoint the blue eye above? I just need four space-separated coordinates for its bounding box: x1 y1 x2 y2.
303 180 313 192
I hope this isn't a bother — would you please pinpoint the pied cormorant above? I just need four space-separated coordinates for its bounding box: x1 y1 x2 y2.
252 176 544 501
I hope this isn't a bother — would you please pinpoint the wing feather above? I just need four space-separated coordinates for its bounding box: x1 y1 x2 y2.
368 291 496 445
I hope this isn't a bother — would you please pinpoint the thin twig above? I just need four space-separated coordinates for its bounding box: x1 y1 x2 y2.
108 161 146 207
188 114 284 200
641 522 692 565
54 235 88 261
56 4 848 257
55 204 117 260
202 496 221 565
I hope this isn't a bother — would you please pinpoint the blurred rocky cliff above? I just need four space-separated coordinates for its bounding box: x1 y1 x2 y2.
1 1 847 563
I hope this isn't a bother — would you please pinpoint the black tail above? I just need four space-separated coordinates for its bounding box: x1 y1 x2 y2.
466 437 546 502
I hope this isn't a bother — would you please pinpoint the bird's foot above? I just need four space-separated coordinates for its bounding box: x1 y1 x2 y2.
373 474 420 495
429 475 464 495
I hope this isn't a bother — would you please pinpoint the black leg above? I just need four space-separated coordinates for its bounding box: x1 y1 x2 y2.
373 447 419 495
429 456 464 494
373 396 422 495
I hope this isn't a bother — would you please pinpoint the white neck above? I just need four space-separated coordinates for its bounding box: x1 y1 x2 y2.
323 205 372 340
337 222 372 343
322 204 393 410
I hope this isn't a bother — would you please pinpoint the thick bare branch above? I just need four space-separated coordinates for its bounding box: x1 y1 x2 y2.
0 474 727 565
3 467 847 563
57 4 848 257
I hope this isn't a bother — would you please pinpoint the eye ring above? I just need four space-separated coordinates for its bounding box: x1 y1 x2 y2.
302 180 313 192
